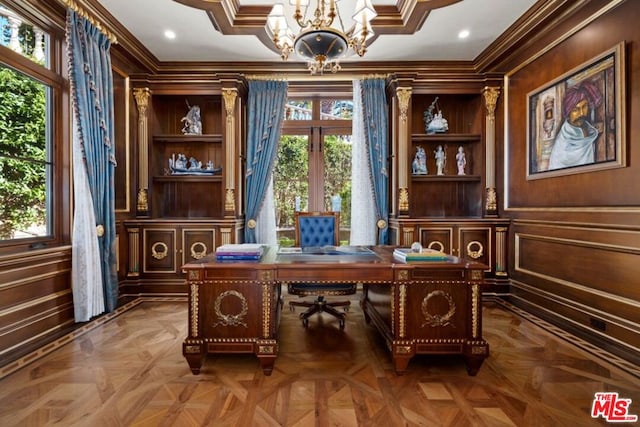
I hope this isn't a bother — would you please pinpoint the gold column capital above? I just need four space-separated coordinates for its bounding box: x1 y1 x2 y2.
133 87 151 116
396 87 412 123
222 88 238 123
482 86 500 120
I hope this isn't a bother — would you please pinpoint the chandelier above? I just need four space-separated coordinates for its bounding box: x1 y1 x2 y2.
267 0 377 74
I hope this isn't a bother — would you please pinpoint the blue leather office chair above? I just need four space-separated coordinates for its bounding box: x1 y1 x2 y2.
288 211 356 329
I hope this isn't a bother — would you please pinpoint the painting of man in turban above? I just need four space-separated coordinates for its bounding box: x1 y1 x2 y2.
527 44 624 178
548 80 603 170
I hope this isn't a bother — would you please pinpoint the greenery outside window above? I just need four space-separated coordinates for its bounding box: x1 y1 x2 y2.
275 98 353 246
0 5 52 242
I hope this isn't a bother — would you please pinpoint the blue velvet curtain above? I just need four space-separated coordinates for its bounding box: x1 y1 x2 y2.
360 78 389 244
244 80 288 243
67 10 118 312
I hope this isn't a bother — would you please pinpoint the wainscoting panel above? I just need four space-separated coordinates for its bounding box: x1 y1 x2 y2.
509 220 640 366
0 247 74 367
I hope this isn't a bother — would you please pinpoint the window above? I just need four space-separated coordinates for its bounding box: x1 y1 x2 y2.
0 5 53 242
0 5 49 68
274 98 353 245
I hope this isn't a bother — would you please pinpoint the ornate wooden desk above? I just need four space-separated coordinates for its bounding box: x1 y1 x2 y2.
182 246 488 376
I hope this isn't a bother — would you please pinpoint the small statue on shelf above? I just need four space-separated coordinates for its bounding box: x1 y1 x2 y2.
456 146 466 175
423 97 449 134
181 101 202 135
168 153 221 175
412 146 428 175
173 153 188 170
187 157 202 171
435 145 446 176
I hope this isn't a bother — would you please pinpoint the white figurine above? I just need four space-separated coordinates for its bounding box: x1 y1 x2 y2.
435 145 446 176
181 103 202 135
456 146 466 175
412 146 428 175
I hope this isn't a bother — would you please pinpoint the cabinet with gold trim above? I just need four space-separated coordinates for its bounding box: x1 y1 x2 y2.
407 94 484 218
144 225 215 276
390 82 508 289
389 219 509 289
123 220 243 290
127 79 246 293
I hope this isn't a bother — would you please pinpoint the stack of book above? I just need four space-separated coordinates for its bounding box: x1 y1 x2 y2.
393 247 449 262
215 244 264 261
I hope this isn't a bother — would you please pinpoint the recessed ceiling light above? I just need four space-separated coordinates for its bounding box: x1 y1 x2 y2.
164 30 176 40
458 29 470 39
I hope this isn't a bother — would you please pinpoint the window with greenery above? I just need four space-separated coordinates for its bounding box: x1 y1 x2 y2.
274 98 353 245
0 5 52 241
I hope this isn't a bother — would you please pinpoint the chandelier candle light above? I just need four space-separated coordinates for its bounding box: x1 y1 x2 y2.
267 0 377 74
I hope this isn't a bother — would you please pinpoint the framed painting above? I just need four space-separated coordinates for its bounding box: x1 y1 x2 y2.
526 42 626 179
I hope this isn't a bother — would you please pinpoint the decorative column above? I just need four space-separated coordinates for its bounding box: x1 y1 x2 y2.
127 227 140 277
495 226 508 278
222 88 238 217
396 87 412 215
220 228 233 245
482 87 500 217
401 226 414 247
133 88 151 216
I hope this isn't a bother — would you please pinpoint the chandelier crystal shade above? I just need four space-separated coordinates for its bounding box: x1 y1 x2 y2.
267 0 377 74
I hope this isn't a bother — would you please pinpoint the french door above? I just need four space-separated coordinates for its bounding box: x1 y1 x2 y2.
273 98 353 245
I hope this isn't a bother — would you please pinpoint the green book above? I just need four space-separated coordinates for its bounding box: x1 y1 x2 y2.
393 248 449 262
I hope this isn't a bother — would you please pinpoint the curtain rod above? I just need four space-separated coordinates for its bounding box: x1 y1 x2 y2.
60 0 118 44
243 73 390 82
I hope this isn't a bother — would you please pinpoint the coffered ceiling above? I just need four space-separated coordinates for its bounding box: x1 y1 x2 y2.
93 0 539 64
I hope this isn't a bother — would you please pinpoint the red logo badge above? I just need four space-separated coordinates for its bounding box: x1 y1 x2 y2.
591 392 638 423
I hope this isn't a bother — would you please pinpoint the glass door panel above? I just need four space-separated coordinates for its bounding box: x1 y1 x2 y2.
273 134 308 246
322 133 351 244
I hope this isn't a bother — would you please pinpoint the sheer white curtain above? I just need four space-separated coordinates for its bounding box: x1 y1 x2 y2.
255 177 277 245
350 80 377 245
71 119 105 322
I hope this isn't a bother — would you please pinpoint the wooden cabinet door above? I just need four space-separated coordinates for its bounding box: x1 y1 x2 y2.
143 228 177 274
458 226 491 272
417 226 453 254
182 228 216 265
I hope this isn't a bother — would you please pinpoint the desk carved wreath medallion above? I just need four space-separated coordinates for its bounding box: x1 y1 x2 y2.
421 290 456 328
213 290 248 328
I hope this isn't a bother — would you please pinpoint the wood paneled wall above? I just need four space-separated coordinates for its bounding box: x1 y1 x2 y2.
0 0 148 370
0 248 74 365
502 0 640 364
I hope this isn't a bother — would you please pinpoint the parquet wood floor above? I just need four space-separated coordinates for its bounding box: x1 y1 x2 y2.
0 292 638 426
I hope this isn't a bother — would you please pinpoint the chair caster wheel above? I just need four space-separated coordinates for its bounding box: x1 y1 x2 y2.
302 318 309 328
339 319 345 330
